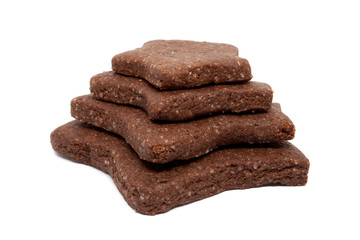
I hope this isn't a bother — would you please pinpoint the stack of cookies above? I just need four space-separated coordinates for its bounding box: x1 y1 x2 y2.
51 40 309 215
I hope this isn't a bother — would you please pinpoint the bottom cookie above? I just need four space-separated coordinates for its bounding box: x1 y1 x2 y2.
50 121 309 215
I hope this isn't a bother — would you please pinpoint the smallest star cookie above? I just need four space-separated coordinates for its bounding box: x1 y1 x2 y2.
112 40 252 90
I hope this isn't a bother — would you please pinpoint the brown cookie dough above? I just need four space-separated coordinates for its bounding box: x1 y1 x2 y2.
112 40 252 90
90 72 273 121
71 95 295 163
50 121 309 215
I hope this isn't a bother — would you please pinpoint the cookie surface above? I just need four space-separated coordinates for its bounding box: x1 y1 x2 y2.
112 40 252 90
90 72 273 121
50 121 309 215
71 95 295 163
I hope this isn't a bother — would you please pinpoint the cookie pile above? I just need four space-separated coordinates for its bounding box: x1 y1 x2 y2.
51 40 309 215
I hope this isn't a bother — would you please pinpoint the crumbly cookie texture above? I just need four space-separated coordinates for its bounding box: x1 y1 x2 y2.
112 40 252 90
50 121 309 215
90 72 272 121
71 95 295 163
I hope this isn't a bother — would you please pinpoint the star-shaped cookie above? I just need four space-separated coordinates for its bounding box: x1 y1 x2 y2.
112 40 252 90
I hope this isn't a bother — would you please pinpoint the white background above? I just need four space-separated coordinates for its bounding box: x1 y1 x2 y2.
1 0 359 239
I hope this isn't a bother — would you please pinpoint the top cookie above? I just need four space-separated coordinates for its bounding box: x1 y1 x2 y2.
112 40 252 90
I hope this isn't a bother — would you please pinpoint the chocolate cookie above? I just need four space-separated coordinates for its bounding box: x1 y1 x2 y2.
112 40 252 90
90 72 273 121
50 121 309 215
71 95 295 163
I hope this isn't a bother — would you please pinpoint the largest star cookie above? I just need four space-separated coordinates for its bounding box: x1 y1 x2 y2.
112 40 252 90
51 121 309 215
